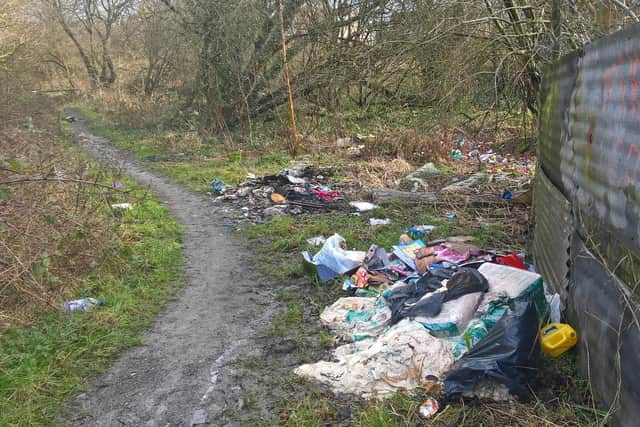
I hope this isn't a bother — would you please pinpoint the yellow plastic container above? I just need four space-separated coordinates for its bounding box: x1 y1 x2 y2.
540 323 577 357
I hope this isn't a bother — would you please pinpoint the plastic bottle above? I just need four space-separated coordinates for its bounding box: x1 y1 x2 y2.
539 323 577 357
64 298 105 313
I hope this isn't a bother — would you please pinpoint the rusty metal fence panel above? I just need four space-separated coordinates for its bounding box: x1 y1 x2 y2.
536 23 640 425
532 169 573 307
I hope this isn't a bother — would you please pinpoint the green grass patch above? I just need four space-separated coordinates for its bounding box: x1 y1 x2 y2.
0 185 183 426
154 152 291 192
75 107 292 191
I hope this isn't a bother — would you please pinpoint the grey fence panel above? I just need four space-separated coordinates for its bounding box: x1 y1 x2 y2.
568 237 640 426
536 23 640 425
538 50 581 197
569 28 640 257
532 169 573 307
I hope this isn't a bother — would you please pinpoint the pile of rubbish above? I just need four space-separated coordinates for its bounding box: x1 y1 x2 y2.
210 162 364 224
297 228 569 413
450 136 536 179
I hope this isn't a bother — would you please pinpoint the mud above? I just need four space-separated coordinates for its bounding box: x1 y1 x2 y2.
64 110 281 426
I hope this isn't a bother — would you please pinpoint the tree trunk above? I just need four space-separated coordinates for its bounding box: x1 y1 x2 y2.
61 22 98 88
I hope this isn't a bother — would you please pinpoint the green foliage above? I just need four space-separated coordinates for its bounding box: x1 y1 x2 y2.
0 186 183 426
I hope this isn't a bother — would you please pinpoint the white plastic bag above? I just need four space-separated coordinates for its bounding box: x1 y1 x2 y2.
415 292 483 337
312 234 365 275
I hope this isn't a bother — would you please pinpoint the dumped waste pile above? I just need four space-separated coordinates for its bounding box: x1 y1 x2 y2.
210 162 366 224
297 227 568 414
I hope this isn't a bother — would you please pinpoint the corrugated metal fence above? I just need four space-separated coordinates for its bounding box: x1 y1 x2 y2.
536 24 640 426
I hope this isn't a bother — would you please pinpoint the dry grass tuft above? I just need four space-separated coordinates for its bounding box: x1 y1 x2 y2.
343 158 415 188
0 126 120 327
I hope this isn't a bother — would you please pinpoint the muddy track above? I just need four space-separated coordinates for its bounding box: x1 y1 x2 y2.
65 110 277 426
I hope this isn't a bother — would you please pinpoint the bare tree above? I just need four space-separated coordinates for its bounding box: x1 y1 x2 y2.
44 0 133 88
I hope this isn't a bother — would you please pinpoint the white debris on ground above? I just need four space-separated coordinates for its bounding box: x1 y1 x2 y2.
295 319 455 398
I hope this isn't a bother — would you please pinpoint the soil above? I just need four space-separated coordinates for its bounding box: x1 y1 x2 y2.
64 110 284 426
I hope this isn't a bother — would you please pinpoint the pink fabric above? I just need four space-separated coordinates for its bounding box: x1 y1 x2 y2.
311 189 340 201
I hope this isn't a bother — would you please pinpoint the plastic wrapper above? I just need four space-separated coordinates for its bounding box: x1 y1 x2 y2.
312 234 366 275
415 291 483 338
320 297 392 341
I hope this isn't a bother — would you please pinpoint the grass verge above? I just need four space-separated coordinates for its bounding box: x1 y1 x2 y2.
0 152 183 425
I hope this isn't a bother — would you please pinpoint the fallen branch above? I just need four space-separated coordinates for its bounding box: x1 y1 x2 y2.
0 176 129 192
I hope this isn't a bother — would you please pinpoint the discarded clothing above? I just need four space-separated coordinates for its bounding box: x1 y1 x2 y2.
310 188 340 202
386 268 488 323
295 319 455 398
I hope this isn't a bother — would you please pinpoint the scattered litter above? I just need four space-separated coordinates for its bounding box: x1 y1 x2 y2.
369 218 391 226
211 163 355 224
391 239 425 271
111 203 132 210
64 297 105 313
540 323 577 357
419 397 439 418
306 236 326 246
447 213 457 219
210 178 230 194
407 224 435 239
501 190 513 200
349 201 379 212
302 234 365 282
270 193 287 204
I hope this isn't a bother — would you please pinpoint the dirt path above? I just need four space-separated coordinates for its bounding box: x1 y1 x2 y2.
65 110 276 426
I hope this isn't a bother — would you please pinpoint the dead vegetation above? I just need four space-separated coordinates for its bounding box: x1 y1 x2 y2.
0 121 121 327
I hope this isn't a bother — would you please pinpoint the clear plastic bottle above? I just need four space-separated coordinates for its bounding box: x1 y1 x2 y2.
64 297 105 313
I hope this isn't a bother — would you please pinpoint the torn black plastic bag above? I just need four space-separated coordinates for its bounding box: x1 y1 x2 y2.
444 293 540 401
388 268 488 323
444 268 489 302
387 269 455 323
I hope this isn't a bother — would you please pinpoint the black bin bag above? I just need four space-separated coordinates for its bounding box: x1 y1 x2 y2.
444 292 540 400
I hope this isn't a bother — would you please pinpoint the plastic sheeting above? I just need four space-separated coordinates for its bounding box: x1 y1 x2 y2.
415 291 483 337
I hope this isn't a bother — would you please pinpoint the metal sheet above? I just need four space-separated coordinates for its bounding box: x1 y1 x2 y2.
538 50 582 197
570 27 640 258
567 237 640 427
539 24 640 282
532 169 573 307
537 24 640 426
